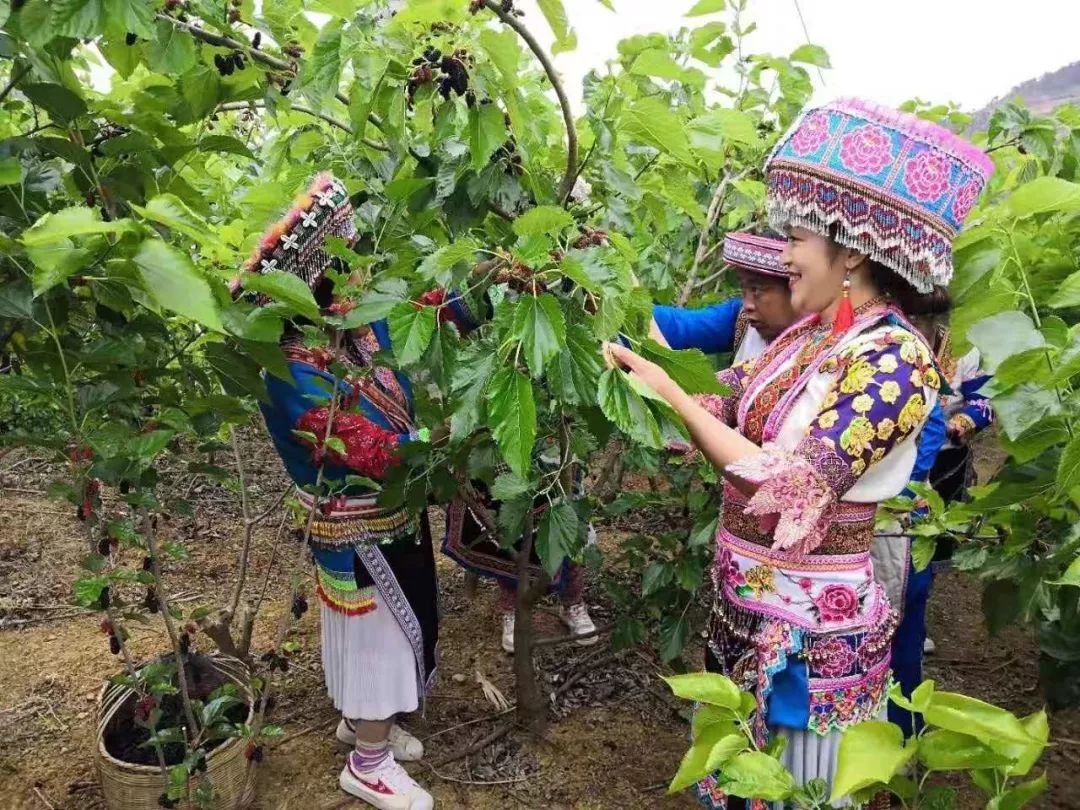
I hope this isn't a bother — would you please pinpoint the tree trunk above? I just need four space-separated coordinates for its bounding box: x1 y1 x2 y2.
513 511 549 734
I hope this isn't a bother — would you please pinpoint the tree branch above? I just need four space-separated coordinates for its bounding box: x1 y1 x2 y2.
0 64 31 106
481 0 577 204
216 101 389 151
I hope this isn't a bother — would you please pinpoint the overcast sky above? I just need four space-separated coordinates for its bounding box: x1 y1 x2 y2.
517 0 1079 112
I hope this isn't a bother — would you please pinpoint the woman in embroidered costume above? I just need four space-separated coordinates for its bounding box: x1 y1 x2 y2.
245 174 486 810
651 230 796 363
605 99 993 808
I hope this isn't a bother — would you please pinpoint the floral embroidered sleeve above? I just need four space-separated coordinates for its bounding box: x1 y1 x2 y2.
295 408 404 479
729 330 939 554
949 349 992 442
695 361 754 427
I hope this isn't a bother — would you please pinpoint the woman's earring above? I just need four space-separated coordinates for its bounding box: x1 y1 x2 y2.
832 270 855 336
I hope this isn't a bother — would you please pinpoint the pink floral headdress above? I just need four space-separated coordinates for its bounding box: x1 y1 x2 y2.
765 98 993 292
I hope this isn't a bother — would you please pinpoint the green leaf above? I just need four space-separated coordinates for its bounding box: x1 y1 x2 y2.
31 246 91 297
51 0 104 38
73 575 109 607
668 727 744 793
198 135 256 160
967 311 1045 373
1053 555 1080 586
536 501 577 576
300 20 343 106
387 302 437 366
132 194 229 257
548 321 603 405
417 239 480 284
686 0 725 15
641 561 673 596
997 710 1049 777
0 157 21 186
1000 417 1070 464
242 270 321 323
986 775 1048 810
512 205 574 238
921 690 1042 750
135 240 224 331
1057 432 1080 495
789 43 831 68
469 103 507 171
1049 270 1080 309
22 206 131 247
148 18 197 75
486 367 536 478
0 280 33 319
662 672 742 710
993 382 1061 441
345 280 409 326
916 729 1014 771
598 368 662 448
106 0 156 37
830 721 915 803
513 293 566 377
537 0 576 54
687 109 760 155
490 471 531 500
620 97 695 166
629 49 705 88
179 64 221 121
719 751 795 800
1007 176 1080 217
203 342 268 402
639 340 727 395
479 28 521 91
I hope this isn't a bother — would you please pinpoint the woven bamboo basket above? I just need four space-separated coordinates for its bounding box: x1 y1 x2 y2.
95 654 257 810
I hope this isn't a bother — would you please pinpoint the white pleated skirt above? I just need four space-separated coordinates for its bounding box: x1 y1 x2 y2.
320 590 420 720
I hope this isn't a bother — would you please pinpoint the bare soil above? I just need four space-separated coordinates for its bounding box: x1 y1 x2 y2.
0 434 1077 809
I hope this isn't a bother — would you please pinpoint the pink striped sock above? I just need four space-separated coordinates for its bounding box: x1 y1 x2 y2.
351 738 390 772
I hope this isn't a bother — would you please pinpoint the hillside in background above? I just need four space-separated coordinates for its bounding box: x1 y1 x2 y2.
973 60 1080 130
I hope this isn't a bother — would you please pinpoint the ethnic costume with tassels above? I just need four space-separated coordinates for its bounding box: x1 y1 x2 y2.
691 99 993 809
246 173 484 720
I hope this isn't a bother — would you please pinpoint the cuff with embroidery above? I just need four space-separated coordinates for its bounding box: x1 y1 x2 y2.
726 443 837 556
947 413 978 443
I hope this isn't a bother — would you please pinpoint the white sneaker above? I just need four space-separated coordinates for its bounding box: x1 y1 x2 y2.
339 751 434 810
559 602 599 646
501 611 515 654
336 720 424 762
923 637 936 655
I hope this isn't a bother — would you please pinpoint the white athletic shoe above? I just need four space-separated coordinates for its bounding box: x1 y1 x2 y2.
923 636 936 655
501 611 515 654
559 602 599 646
336 720 424 762
339 751 434 810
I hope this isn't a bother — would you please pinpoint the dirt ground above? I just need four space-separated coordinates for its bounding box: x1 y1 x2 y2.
1 436 1077 810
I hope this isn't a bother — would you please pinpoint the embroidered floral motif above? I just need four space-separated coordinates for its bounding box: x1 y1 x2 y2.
839 417 875 456
808 636 857 678
897 393 927 432
878 353 898 374
903 150 953 203
839 124 894 175
296 408 401 479
952 178 982 222
839 359 876 393
813 584 861 623
742 565 776 597
791 110 833 156
879 379 902 404
818 409 839 429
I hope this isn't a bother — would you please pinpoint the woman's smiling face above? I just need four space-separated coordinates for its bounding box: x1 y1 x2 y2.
780 226 845 315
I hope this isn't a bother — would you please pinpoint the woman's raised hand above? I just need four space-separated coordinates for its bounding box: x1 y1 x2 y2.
602 342 676 401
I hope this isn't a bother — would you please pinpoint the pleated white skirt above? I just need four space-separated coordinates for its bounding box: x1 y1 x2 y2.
320 590 420 720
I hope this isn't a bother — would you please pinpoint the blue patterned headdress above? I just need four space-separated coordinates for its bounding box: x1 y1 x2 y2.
765 98 993 292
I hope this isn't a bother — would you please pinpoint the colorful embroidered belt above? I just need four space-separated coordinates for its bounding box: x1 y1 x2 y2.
297 490 418 548
722 483 877 555
714 526 888 633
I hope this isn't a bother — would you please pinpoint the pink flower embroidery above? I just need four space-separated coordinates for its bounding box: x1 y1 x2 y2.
838 125 893 176
814 584 860 623
951 177 982 222
812 637 857 678
716 547 742 587
791 111 832 156
799 578 813 591
858 632 888 670
904 150 953 203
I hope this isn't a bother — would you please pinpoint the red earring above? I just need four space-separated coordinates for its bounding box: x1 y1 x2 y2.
832 272 855 336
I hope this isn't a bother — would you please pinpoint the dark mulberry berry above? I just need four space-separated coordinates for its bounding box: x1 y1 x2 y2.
501 0 513 11
233 52 245 70
98 534 111 556
213 54 227 75
158 793 177 809
228 9 240 23
438 77 452 99
142 556 152 571
194 751 208 772
179 633 190 655
412 56 425 65
109 634 121 655
144 589 160 614
244 742 263 762
120 480 131 494
125 32 137 45
451 71 468 96
12 0 26 8
291 593 308 619
465 89 476 108
98 587 110 610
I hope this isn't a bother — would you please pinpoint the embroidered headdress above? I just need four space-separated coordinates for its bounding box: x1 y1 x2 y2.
764 98 993 292
722 231 787 278
233 172 357 297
